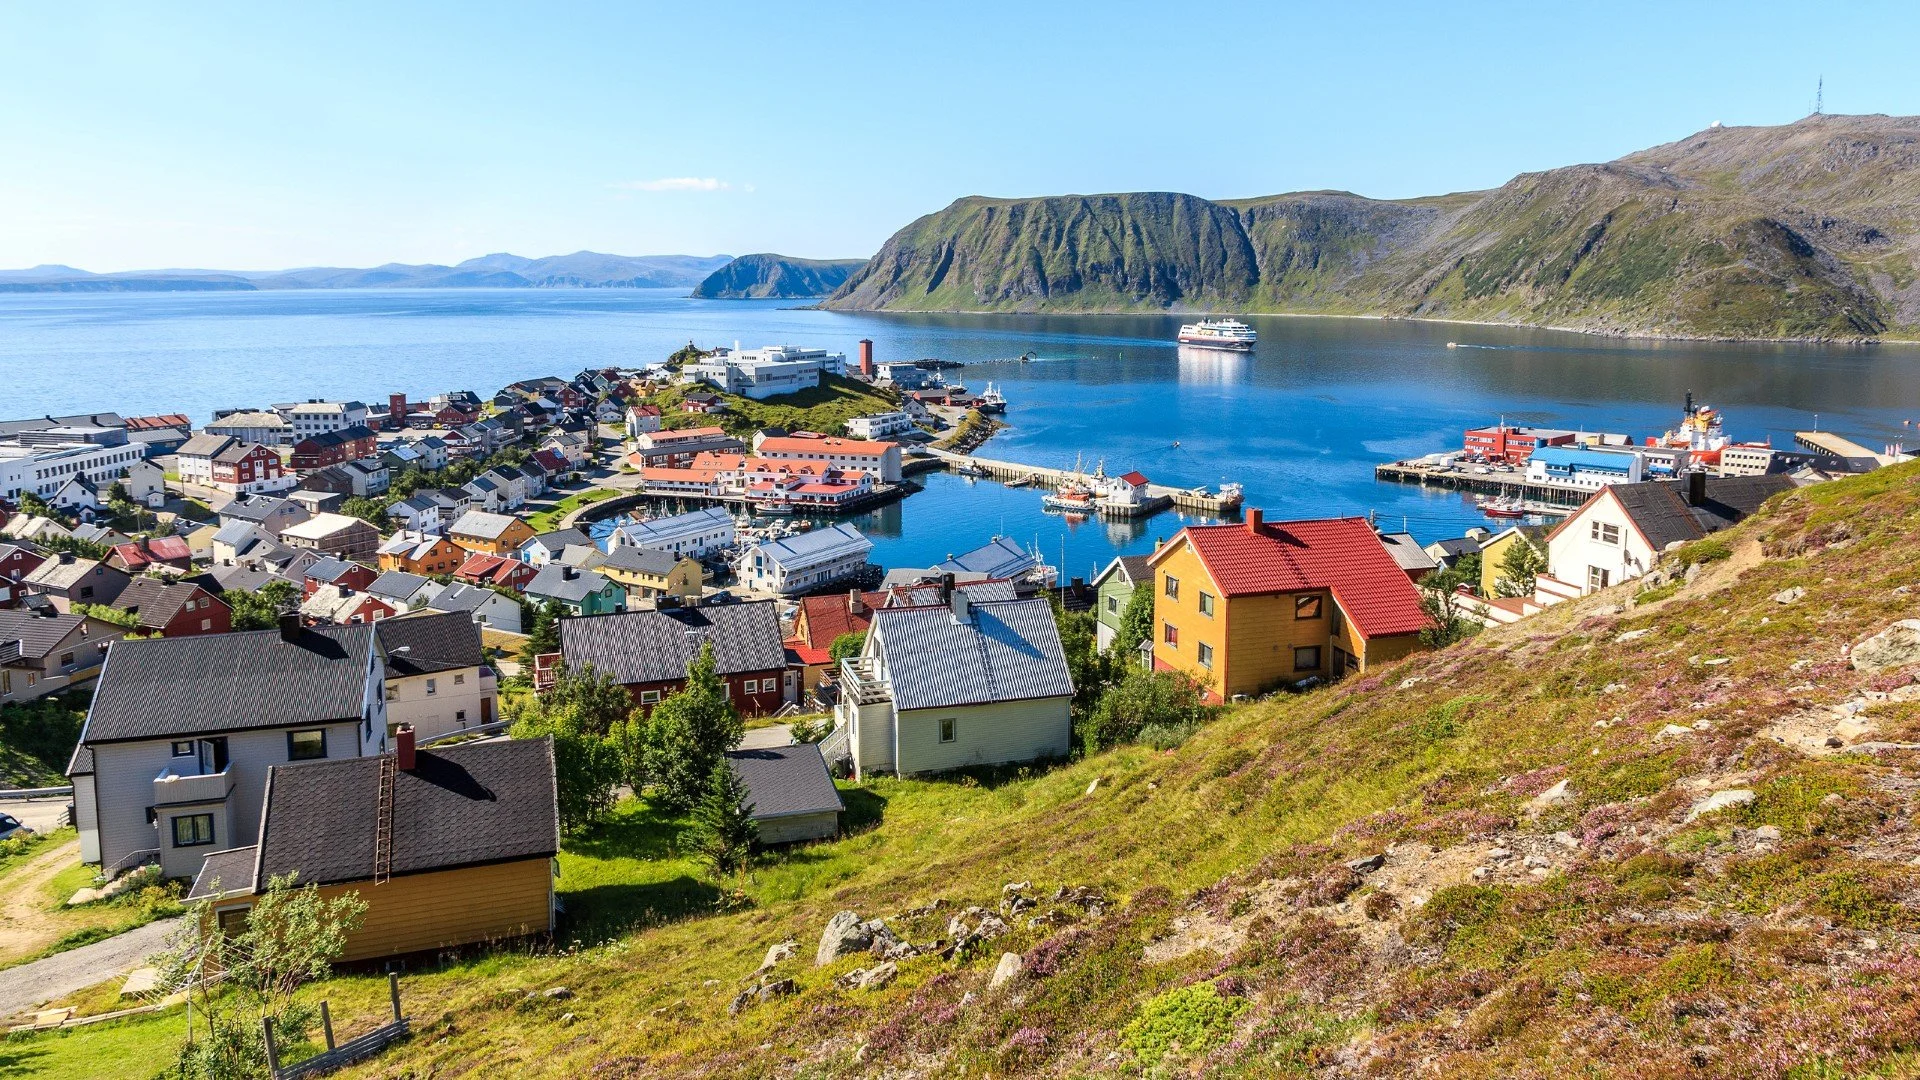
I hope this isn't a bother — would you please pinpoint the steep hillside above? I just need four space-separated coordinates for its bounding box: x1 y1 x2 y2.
216 462 1920 1079
691 254 867 298
829 114 1920 340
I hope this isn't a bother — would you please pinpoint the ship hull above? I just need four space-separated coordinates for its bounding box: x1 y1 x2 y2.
1176 334 1256 351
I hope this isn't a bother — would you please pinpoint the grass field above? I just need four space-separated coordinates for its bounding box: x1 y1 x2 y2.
524 487 618 533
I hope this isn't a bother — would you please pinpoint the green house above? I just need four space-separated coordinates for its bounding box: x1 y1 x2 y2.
525 564 626 617
1092 554 1152 652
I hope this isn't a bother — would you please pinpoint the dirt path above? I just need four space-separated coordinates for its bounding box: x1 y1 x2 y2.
0 916 182 1020
0 839 80 959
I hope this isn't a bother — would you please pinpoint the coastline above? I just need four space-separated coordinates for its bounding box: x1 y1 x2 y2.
819 303 1920 348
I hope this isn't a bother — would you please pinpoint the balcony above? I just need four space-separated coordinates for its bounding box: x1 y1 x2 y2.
838 657 890 706
153 763 233 807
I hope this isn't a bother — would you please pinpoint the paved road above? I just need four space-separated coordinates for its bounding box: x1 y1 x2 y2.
0 916 183 1020
739 724 794 750
0 799 70 836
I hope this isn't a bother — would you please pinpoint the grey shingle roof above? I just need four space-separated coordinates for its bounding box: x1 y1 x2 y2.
377 612 485 677
187 845 256 898
366 570 432 602
526 565 617 604
82 624 376 743
450 509 518 540
599 545 678 576
527 527 591 553
870 598 1074 712
427 582 502 614
0 610 88 660
558 601 785 684
116 578 212 631
246 736 557 889
178 433 236 459
1603 475 1796 551
23 555 112 591
726 744 844 821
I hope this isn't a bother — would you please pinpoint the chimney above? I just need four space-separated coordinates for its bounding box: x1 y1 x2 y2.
562 565 578 581
858 339 875 380
1687 470 1708 507
278 611 302 642
940 572 956 603
395 724 416 771
1245 507 1264 535
848 588 864 615
951 588 972 624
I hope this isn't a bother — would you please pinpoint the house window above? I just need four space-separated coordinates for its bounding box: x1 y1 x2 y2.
1197 642 1214 669
1587 566 1611 591
454 672 465 685
216 906 251 936
1590 521 1621 545
385 684 398 701
1294 595 1323 620
939 717 956 743
640 689 662 704
1163 622 1178 646
59 652 74 668
171 741 195 757
201 619 212 631
287 729 327 761
172 813 215 848
1163 575 1179 600
425 678 437 696
79 586 94 599
1294 646 1322 672
1106 595 1118 613
1198 592 1215 617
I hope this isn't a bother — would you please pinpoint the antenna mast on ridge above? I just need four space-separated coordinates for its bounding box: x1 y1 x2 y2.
1815 75 1824 116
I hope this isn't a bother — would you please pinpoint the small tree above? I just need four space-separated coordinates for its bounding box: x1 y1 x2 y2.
510 663 630 831
683 759 758 879
643 643 744 812
521 601 561 667
827 630 866 661
1110 583 1156 662
340 496 391 532
1493 537 1547 598
1417 574 1477 649
1081 668 1216 753
1052 595 1114 727
226 580 298 631
160 872 366 1080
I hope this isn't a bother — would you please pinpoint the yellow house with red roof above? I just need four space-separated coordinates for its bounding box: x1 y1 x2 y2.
1145 510 1431 699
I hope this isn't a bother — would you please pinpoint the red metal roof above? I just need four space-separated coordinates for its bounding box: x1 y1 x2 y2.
1118 471 1149 486
1153 516 1431 639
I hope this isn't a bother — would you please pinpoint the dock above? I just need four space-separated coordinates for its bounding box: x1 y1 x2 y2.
927 448 1243 518
1373 460 1591 510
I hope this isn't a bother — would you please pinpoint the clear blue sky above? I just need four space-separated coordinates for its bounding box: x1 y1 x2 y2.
4 1 1917 272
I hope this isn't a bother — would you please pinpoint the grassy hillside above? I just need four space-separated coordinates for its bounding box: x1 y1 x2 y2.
690 254 867 299
647 374 902 439
829 114 1920 340
29 464 1920 1077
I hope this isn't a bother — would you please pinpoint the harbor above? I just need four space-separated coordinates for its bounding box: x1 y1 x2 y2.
926 447 1245 518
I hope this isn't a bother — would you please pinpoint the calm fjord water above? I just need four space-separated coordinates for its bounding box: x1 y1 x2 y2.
4 288 1917 579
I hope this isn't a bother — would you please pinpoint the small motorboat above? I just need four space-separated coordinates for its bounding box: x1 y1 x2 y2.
1480 495 1527 518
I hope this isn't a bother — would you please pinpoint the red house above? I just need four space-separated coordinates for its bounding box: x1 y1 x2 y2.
108 536 194 574
1462 425 1579 465
434 404 479 428
290 424 379 471
301 557 380 598
0 543 49 608
542 601 787 716
211 442 287 489
455 552 539 593
114 578 231 637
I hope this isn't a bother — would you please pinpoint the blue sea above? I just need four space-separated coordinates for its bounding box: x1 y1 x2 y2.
4 288 1918 581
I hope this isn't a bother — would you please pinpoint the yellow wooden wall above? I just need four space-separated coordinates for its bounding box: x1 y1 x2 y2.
315 858 553 961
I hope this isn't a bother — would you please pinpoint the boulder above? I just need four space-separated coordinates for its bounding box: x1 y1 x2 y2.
856 962 897 991
1345 853 1387 875
1615 628 1653 643
756 978 797 1003
973 915 1011 941
1851 621 1920 673
1685 789 1756 822
990 952 1024 990
1527 779 1574 814
1656 724 1695 740
1754 825 1782 841
542 986 573 1000
757 940 797 974
1772 586 1807 605
817 911 874 966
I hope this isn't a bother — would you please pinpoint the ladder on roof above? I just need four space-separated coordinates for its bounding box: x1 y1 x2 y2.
373 754 396 885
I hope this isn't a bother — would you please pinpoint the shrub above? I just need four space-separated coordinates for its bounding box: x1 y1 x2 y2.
1121 982 1247 1067
1081 668 1216 753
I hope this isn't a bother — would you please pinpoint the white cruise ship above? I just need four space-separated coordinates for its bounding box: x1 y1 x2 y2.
1176 318 1258 351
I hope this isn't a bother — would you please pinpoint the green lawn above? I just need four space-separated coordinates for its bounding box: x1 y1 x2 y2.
524 488 617 533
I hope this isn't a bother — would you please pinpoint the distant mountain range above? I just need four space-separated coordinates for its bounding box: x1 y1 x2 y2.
0 252 734 292
827 115 1920 340
690 253 868 299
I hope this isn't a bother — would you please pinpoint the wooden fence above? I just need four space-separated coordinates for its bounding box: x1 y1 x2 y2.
265 973 409 1080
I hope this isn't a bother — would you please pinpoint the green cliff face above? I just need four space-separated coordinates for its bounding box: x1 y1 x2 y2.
690 254 866 299
828 115 1920 339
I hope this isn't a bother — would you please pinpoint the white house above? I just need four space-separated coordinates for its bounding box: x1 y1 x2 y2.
845 411 914 440
739 523 873 596
377 612 498 740
425 582 525 633
277 400 370 442
123 459 168 508
832 593 1073 779
1542 473 1795 598
685 345 847 400
609 506 735 559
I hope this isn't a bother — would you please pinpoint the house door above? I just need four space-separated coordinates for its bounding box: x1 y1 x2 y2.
199 737 229 774
481 696 494 724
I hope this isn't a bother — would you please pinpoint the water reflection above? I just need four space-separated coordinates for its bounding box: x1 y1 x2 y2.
1175 344 1254 383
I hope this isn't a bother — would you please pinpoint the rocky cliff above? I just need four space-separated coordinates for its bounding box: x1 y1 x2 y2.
828 115 1920 339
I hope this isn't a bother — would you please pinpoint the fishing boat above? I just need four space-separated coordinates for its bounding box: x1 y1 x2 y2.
754 502 795 516
978 382 1007 413
1042 483 1097 513
1480 495 1527 518
1176 318 1258 352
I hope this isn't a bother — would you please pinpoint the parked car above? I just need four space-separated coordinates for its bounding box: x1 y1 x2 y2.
0 813 34 842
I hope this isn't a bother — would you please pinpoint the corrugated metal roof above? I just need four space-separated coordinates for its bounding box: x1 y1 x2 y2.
753 524 872 571
870 597 1074 712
